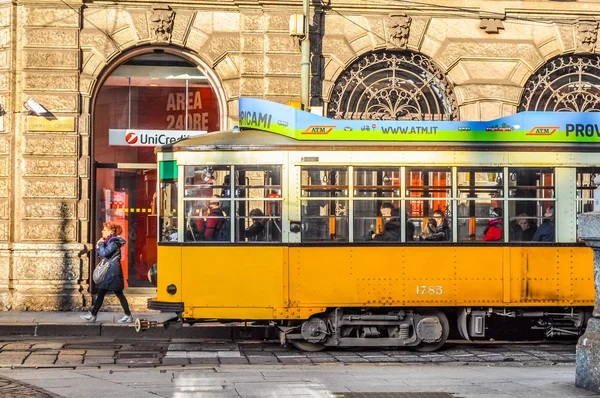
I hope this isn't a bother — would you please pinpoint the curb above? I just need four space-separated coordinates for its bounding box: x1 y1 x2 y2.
0 323 278 340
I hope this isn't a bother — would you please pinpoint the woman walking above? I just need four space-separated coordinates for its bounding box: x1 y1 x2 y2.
81 222 133 323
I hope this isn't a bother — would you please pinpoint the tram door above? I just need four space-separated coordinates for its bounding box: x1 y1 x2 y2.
95 166 157 288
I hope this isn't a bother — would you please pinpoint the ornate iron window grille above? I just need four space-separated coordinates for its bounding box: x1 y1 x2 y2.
327 51 458 121
519 54 600 112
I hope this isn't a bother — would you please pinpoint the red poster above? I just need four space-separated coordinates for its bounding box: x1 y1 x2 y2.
136 87 220 132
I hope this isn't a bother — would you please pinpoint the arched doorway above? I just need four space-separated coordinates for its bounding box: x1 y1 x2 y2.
519 54 600 112
92 49 224 288
327 50 457 121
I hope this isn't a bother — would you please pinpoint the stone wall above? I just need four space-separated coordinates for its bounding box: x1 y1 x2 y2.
0 0 598 310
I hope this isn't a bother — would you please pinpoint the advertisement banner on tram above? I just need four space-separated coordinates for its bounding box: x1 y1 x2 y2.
238 98 600 143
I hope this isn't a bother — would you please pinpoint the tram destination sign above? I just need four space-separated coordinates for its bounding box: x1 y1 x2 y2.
109 129 207 147
239 98 600 143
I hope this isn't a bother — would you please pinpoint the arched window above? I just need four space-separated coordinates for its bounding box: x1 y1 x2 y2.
327 51 457 121
93 51 222 288
519 54 600 112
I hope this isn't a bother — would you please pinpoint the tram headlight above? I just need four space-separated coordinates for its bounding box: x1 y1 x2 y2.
166 284 177 295
148 264 157 286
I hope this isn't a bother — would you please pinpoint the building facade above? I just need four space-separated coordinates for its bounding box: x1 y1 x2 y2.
0 0 599 310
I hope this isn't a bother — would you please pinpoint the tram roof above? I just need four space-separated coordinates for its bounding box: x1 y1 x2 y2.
160 128 377 152
157 128 598 153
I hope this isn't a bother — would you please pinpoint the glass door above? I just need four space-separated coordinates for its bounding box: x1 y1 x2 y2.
95 166 157 288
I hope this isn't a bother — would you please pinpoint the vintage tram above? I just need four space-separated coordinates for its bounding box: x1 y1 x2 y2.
143 99 597 351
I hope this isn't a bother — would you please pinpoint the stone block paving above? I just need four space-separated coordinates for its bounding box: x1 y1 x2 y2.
0 337 579 369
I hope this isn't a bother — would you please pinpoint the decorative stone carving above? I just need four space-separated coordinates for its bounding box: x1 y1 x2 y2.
14 255 80 280
479 18 505 34
25 8 79 28
0 223 7 241
21 221 77 241
24 50 79 69
24 158 77 177
22 179 77 199
24 201 76 220
24 72 78 92
150 4 175 43
0 199 8 219
387 13 411 48
0 179 8 198
24 29 78 48
24 137 77 156
575 19 598 54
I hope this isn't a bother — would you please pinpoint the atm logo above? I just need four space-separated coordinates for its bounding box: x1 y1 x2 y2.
302 125 336 135
527 126 559 136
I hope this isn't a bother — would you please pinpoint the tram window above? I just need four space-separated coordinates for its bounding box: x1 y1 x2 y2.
576 167 600 214
301 199 349 242
354 199 401 242
353 167 402 242
183 200 230 242
508 168 555 242
406 199 452 241
159 180 178 242
301 167 349 242
301 166 348 197
457 168 503 241
353 167 400 198
406 168 452 242
233 165 282 243
576 167 600 240
183 165 231 199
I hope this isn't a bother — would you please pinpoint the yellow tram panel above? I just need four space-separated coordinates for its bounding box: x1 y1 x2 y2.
156 246 182 303
288 247 358 306
508 247 594 304
155 245 595 321
180 246 286 309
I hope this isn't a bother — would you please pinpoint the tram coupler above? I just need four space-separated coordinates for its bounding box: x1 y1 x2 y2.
134 318 158 332
134 316 183 332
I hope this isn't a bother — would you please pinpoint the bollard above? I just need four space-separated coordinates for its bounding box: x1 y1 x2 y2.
575 211 600 393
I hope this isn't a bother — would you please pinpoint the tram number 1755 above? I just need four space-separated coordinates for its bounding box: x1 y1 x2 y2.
416 285 443 295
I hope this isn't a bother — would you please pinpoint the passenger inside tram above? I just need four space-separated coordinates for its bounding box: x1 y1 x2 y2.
244 208 267 241
420 210 450 241
532 205 555 242
371 202 399 241
483 207 503 241
510 213 537 242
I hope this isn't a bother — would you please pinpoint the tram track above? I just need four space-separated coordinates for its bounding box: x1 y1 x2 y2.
0 336 577 368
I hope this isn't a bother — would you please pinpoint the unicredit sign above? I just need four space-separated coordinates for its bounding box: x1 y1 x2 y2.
108 129 207 147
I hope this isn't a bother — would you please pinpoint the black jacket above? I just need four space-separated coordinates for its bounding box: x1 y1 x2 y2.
373 218 401 241
245 221 265 241
96 236 126 291
421 218 449 241
532 219 554 242
510 222 537 241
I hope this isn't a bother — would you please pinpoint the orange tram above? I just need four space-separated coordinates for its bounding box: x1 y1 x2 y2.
142 99 597 351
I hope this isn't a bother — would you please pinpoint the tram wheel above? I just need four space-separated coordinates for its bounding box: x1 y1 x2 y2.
412 310 450 352
291 340 326 352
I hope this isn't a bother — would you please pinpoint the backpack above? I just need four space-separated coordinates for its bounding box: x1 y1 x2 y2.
213 218 230 241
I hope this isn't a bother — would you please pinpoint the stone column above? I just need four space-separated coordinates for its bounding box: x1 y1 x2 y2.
576 212 600 393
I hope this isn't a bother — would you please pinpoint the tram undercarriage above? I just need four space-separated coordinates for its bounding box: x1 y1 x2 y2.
277 307 591 352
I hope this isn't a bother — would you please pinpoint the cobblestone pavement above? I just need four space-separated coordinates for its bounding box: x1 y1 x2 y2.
0 337 578 368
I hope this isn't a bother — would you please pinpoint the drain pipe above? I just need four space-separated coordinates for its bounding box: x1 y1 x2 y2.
301 0 310 111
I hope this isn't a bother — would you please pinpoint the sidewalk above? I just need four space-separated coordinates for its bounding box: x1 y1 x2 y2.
0 311 276 340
